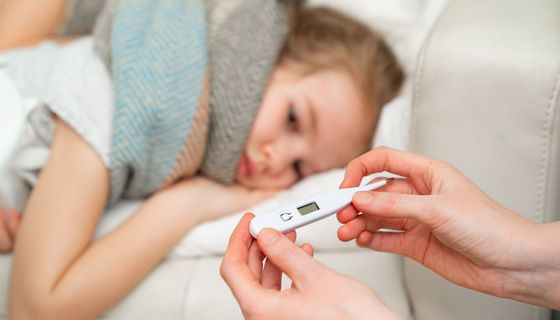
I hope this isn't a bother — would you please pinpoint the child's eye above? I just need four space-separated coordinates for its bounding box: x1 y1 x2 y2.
293 160 303 179
288 106 298 131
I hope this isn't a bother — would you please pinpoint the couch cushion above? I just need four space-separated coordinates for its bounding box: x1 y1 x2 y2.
409 0 560 319
0 250 412 319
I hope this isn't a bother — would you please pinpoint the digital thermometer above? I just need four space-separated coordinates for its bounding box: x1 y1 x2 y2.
249 178 393 238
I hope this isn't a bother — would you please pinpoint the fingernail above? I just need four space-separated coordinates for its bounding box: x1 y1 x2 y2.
258 228 279 245
354 192 373 205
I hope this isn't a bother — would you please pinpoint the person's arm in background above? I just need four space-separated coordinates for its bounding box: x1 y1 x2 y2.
9 118 269 319
221 213 400 320
0 0 75 50
338 147 560 309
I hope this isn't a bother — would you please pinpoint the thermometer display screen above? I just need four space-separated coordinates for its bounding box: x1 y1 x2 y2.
297 202 320 216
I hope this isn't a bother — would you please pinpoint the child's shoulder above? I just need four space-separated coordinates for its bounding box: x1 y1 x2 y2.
3 36 114 190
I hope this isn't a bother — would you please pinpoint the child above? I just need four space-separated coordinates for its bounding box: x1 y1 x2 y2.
0 0 404 317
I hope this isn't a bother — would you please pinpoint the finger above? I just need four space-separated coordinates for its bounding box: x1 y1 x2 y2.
338 215 367 241
261 257 282 290
260 231 297 290
221 213 263 302
337 205 359 223
341 147 441 191
301 243 313 256
291 244 314 289
356 230 427 262
338 215 411 242
248 241 265 279
6 210 20 240
337 178 417 224
352 190 439 223
337 177 389 223
377 178 418 195
257 228 323 285
0 210 13 252
284 231 297 242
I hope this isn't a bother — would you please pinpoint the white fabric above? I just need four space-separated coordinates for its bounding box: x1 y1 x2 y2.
7 37 113 165
0 57 32 211
0 38 113 211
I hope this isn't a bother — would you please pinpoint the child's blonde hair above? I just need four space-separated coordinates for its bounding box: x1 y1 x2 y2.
278 4 405 108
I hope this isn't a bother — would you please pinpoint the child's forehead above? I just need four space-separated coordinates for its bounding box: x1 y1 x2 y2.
300 68 368 106
306 98 375 168
302 70 373 122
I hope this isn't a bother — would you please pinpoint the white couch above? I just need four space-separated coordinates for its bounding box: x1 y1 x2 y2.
1 0 559 318
407 0 560 319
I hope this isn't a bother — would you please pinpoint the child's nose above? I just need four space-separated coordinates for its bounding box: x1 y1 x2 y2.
262 139 299 175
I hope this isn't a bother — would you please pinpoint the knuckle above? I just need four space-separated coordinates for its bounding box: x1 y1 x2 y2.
382 193 400 211
271 244 292 266
347 158 361 171
424 198 446 226
219 259 230 280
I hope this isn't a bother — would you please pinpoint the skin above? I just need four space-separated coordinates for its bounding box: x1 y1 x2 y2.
236 62 376 189
8 119 273 319
338 147 560 309
222 147 560 319
220 213 399 320
0 0 70 50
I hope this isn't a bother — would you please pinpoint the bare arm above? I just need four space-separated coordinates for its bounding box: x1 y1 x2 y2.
0 0 73 50
9 119 210 318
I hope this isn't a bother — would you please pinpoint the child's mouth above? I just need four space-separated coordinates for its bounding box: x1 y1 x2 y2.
238 152 257 179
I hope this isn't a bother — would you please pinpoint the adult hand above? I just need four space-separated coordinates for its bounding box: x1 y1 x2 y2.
221 213 400 320
337 147 559 308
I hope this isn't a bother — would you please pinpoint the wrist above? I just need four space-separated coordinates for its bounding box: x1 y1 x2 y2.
344 292 400 320
503 222 560 308
526 222 560 309
149 186 204 226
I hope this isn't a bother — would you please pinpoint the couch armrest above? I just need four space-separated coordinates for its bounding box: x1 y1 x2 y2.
408 0 560 319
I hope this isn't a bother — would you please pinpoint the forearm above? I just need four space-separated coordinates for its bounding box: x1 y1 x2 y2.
11 193 200 319
53 194 199 316
9 120 203 319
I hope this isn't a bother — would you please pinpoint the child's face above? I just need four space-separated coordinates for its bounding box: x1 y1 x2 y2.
235 64 377 190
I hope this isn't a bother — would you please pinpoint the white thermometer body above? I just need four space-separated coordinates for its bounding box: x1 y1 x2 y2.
249 179 392 238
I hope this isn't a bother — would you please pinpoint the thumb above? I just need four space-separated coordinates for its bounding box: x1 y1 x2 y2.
257 228 322 285
352 191 440 224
